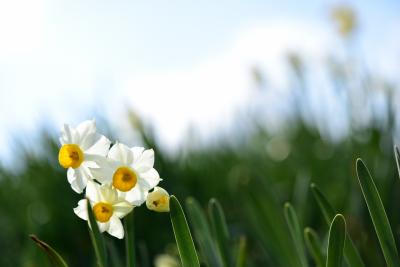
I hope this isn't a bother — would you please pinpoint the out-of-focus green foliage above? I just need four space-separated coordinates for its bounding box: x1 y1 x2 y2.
1 7 399 266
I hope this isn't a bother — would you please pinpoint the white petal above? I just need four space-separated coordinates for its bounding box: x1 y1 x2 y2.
86 180 100 203
138 168 161 191
108 143 133 165
60 124 77 144
90 158 115 184
99 184 118 203
107 216 124 239
67 167 88 193
98 221 109 233
131 147 145 163
133 148 154 172
113 201 134 218
82 155 100 168
76 120 96 147
122 185 148 206
73 199 88 220
67 168 76 184
84 134 111 156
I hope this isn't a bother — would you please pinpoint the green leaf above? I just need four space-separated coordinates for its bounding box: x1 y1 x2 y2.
186 197 224 267
310 184 365 267
235 236 247 267
169 195 200 267
208 198 232 267
356 159 400 267
30 234 69 267
87 199 108 267
326 214 346 267
304 227 325 267
124 211 136 267
394 146 400 180
283 203 308 267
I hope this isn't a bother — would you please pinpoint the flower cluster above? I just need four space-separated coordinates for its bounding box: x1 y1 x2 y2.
58 120 170 239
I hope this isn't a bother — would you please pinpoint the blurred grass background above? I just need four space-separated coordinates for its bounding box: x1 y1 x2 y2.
1 4 400 267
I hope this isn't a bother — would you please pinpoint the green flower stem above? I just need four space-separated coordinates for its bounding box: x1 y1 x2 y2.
124 211 136 267
86 199 108 267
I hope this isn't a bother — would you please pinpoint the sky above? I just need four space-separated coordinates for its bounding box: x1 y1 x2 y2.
0 0 399 164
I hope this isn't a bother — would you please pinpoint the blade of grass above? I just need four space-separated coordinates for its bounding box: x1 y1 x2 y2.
283 203 308 267
304 227 325 267
235 236 247 267
394 146 400 180
169 195 200 267
310 184 365 267
326 214 346 267
87 199 107 267
30 234 69 267
124 211 136 267
186 197 225 267
209 198 232 267
356 159 400 267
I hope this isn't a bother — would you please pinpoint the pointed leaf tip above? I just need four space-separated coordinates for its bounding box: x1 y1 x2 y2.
355 159 400 267
169 195 200 267
326 214 346 267
30 234 69 267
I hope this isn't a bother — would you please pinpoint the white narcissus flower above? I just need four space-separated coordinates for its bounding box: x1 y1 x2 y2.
58 120 111 193
146 187 170 212
92 143 161 206
74 180 133 239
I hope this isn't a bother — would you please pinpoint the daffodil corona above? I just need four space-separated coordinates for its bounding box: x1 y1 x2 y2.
74 181 133 239
59 144 84 169
59 120 111 193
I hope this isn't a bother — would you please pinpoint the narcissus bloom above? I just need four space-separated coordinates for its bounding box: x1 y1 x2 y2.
59 120 110 193
93 143 161 206
146 187 170 212
74 181 133 239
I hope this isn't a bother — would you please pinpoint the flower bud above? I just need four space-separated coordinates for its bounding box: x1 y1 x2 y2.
146 187 170 212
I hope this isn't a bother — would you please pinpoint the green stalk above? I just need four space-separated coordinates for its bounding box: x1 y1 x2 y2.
235 236 247 267
86 199 107 267
124 211 136 267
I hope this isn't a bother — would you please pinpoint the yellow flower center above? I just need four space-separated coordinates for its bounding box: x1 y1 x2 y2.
58 144 84 169
112 166 137 192
93 202 113 223
153 196 169 208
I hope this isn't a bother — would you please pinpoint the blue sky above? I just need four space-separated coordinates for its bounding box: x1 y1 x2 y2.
0 0 399 164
